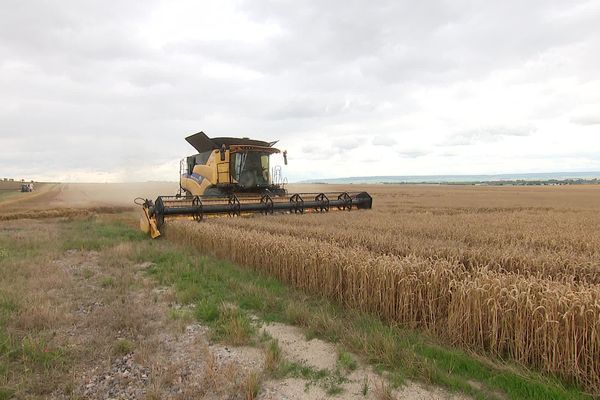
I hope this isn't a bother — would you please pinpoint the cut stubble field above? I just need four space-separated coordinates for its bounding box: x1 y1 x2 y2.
1 182 599 399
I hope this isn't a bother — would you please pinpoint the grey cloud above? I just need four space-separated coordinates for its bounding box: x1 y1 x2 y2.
396 149 428 158
268 98 346 120
300 144 329 161
372 135 397 146
437 152 458 157
0 1 157 67
333 140 362 152
125 67 181 88
571 114 600 126
300 138 361 161
239 0 599 83
445 126 535 146
164 39 262 68
267 97 378 120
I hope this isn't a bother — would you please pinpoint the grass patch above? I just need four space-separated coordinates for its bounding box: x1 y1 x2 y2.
374 380 395 400
62 218 145 251
241 371 261 400
0 217 147 395
100 276 115 288
275 360 329 381
0 331 68 390
0 220 76 396
264 339 282 373
273 360 346 395
211 305 255 346
0 387 15 400
81 269 94 279
361 375 369 396
169 307 194 322
21 336 67 370
113 339 135 356
337 350 358 372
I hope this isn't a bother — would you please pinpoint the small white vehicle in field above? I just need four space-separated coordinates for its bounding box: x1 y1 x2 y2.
21 183 34 192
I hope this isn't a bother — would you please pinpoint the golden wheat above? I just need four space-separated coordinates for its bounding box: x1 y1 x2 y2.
166 185 600 393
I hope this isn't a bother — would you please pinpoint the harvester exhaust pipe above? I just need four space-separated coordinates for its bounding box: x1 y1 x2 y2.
136 191 373 238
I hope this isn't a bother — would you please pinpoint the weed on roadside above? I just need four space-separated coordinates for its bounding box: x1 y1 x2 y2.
113 339 135 356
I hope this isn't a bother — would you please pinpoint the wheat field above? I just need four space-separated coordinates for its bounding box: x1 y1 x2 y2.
167 184 600 393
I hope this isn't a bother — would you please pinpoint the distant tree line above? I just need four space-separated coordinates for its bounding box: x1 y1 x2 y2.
1 178 34 182
381 178 600 186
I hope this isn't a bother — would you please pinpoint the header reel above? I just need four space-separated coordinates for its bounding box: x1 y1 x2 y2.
136 191 373 238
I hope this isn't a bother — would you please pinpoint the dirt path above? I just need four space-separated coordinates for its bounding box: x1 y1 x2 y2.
260 322 466 400
45 247 264 399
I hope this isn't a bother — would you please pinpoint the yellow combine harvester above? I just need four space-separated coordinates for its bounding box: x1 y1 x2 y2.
137 131 372 238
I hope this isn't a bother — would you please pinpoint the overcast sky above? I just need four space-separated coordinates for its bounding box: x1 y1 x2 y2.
1 0 599 182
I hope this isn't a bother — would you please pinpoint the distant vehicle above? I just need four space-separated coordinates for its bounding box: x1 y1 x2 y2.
21 183 34 192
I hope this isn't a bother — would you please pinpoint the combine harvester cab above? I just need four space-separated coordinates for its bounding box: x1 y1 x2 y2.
136 132 373 238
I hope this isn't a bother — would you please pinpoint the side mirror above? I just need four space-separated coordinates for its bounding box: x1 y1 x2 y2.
283 150 288 165
220 144 226 161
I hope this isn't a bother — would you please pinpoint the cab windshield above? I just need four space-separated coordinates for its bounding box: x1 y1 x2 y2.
230 152 270 187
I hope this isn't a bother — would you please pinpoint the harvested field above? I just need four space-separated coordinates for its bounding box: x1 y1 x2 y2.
0 182 177 215
166 184 600 394
0 206 133 221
